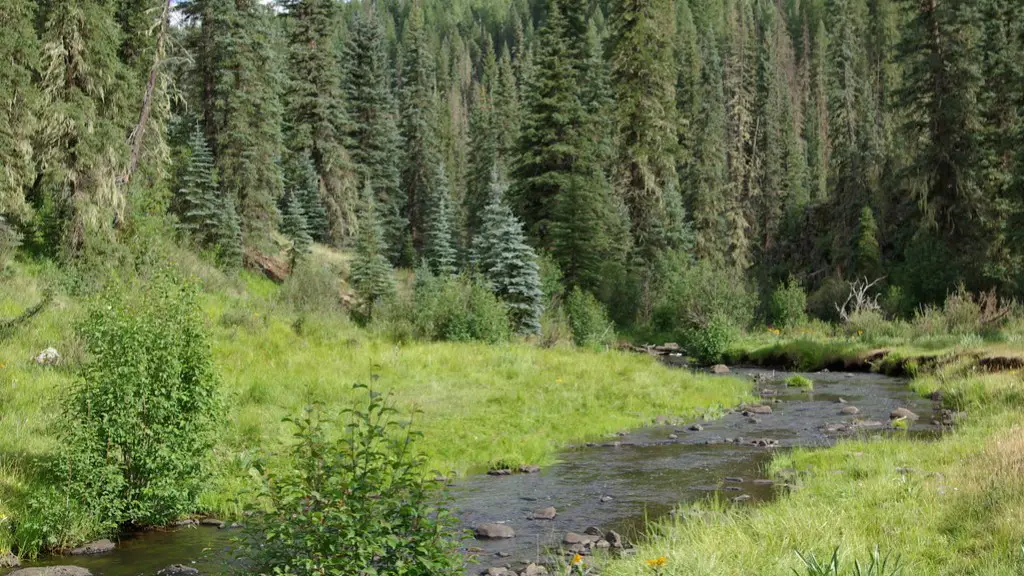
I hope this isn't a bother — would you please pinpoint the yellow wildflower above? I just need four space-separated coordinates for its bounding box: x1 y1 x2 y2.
645 556 668 568
570 553 583 566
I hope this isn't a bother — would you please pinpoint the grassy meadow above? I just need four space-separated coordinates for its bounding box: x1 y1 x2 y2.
0 257 752 555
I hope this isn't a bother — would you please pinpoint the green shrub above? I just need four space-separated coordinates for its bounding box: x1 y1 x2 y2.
688 313 737 365
649 256 755 347
373 273 511 344
244 388 462 576
847 309 890 338
20 274 220 550
0 216 21 271
786 375 814 389
566 287 615 348
770 276 808 329
807 277 850 322
881 285 910 319
279 260 341 315
943 284 981 335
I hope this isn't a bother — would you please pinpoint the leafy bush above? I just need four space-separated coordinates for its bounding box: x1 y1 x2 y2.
20 274 220 550
943 284 982 335
244 388 462 576
688 313 737 364
566 287 615 348
279 260 341 315
807 277 851 322
770 277 808 329
373 273 511 344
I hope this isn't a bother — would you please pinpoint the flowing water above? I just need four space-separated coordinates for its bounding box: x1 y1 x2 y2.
7 369 940 575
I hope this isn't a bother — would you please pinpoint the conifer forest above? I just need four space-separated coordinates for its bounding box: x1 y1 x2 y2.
3 0 1024 574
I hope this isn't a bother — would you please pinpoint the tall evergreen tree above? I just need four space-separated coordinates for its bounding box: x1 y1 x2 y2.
422 165 458 276
280 187 313 264
177 123 221 246
398 0 440 252
351 180 396 316
492 46 522 160
0 0 40 222
465 83 499 243
609 0 682 255
287 150 330 242
347 5 406 263
855 205 881 279
38 0 131 253
281 0 358 243
473 167 544 334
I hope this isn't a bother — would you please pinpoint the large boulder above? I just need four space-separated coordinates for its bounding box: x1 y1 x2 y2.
10 568 92 576
475 523 515 539
33 347 61 366
521 564 548 576
839 406 860 415
745 405 773 415
69 539 115 555
0 552 20 568
710 364 731 375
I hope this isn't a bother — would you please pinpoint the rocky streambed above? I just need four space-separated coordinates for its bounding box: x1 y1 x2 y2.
4 370 942 576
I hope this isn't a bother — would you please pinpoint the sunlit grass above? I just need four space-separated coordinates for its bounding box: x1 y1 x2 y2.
602 371 1024 576
0 257 754 551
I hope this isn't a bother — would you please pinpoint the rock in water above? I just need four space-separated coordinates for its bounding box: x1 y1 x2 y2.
840 406 860 415
485 568 514 576
10 568 92 576
522 563 548 576
531 506 557 520
0 552 20 568
519 465 541 474
710 364 731 375
69 539 115 555
606 530 624 548
199 518 225 528
889 408 919 420
475 523 515 539
156 566 200 576
33 347 61 366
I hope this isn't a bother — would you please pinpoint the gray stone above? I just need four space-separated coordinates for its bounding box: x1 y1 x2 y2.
170 519 197 527
688 424 703 431
199 518 224 528
583 526 603 537
563 532 599 545
485 568 514 576
667 433 678 440
890 408 919 420
156 565 200 576
837 398 847 404
599 495 613 503
724 477 743 483
731 494 752 502
475 523 515 539
606 530 623 548
10 568 92 576
487 469 513 476
69 539 115 555
0 552 20 568
839 406 860 415
531 506 557 520
521 564 548 576
33 347 61 366
519 465 541 474
594 539 611 549
710 364 731 375
746 405 773 415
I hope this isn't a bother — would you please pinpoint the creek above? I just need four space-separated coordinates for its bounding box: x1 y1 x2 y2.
8 369 940 576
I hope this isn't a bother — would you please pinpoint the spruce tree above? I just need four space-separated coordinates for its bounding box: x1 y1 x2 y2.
423 165 458 276
177 123 221 247
216 192 244 268
280 187 313 265
0 0 40 221
492 46 522 160
287 150 329 243
465 83 499 242
398 0 440 252
281 0 358 243
38 0 131 253
346 5 406 264
351 180 396 316
608 0 681 255
855 205 881 279
473 167 544 335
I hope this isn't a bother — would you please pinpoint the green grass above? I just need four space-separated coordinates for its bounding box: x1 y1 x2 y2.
785 375 813 389
601 370 1024 576
0 258 754 554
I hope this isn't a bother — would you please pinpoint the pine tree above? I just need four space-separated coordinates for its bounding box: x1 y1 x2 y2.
216 192 244 268
492 46 522 160
803 16 829 204
465 83 499 243
423 165 458 276
38 0 131 253
177 123 221 246
689 25 730 264
675 0 700 183
287 150 329 243
0 0 39 221
473 167 544 334
346 5 406 264
281 0 358 243
721 0 757 268
398 0 440 253
855 205 881 279
351 180 396 316
608 0 681 255
511 0 582 245
280 187 313 265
